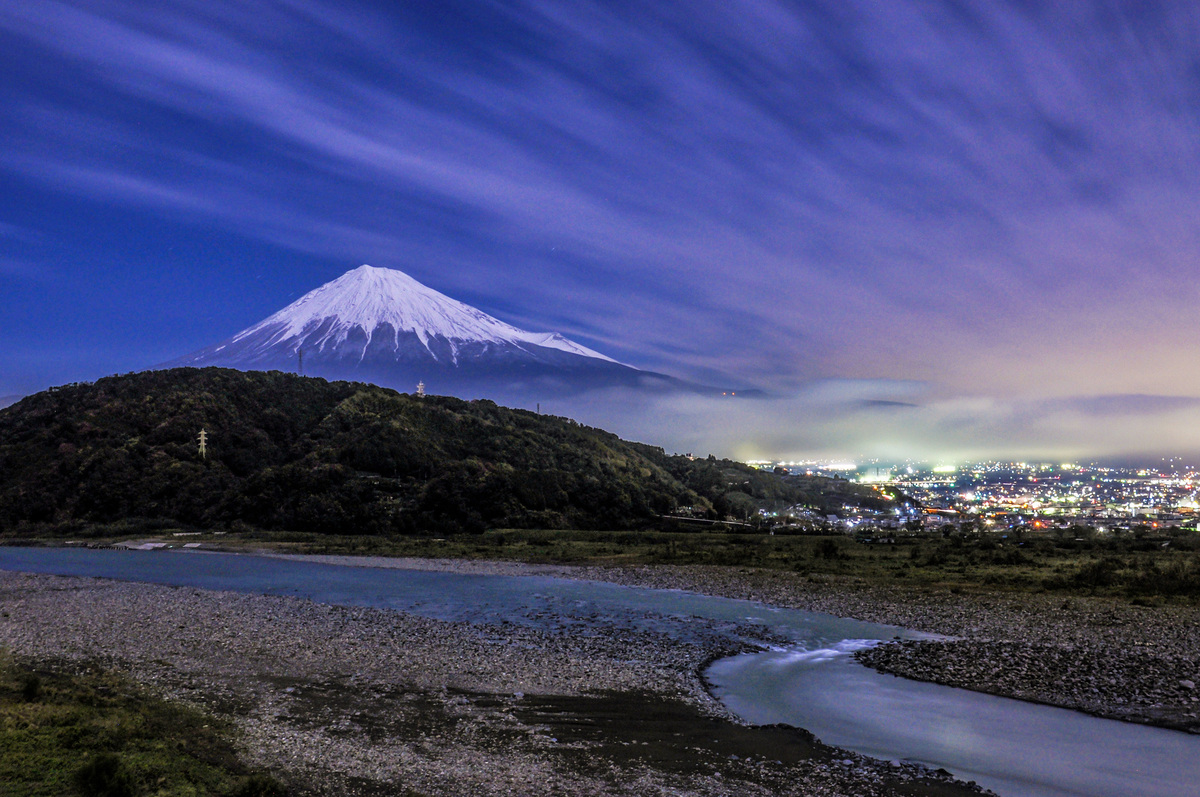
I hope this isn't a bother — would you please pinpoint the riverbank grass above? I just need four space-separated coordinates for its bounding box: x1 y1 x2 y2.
0 652 280 796
195 528 1200 601
11 523 1200 601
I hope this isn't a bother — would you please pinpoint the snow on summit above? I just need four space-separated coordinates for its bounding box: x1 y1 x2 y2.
234 264 619 363
161 264 699 402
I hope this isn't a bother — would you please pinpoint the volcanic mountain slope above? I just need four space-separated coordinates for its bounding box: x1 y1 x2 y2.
165 265 684 401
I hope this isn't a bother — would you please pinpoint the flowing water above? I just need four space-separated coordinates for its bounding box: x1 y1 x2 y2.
1 547 1197 797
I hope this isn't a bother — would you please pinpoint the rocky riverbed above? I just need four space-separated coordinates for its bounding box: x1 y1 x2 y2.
554 563 1200 735
0 566 983 797
856 638 1200 733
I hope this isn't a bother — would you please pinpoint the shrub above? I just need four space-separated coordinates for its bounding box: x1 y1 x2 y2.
815 538 843 560
75 752 136 797
20 673 41 701
227 773 288 797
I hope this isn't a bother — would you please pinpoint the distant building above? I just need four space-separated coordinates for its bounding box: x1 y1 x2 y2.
859 467 894 484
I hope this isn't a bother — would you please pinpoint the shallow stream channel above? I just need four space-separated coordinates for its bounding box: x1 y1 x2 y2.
2 547 1198 797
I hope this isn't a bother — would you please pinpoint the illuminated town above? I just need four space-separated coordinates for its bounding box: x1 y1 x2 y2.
755 459 1200 535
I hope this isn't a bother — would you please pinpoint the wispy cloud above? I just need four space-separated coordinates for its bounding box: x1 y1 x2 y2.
2 1 1199 455
0 256 42 280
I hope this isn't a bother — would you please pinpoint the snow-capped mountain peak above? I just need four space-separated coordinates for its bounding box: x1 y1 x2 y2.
232 264 620 364
161 264 703 403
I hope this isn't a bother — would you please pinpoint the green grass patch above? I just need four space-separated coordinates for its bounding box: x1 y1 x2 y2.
13 523 1200 603
193 527 1200 602
0 653 285 796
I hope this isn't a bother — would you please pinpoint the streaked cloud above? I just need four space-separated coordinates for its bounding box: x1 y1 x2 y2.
2 1 1199 457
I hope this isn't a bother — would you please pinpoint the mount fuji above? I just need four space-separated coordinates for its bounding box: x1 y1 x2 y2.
164 265 688 402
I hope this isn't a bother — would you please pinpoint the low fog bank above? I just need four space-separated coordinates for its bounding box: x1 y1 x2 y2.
546 385 1200 464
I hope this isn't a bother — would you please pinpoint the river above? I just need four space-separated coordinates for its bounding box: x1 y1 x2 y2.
1 546 1197 797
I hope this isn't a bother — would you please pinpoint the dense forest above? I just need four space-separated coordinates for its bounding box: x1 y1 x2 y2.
0 368 885 537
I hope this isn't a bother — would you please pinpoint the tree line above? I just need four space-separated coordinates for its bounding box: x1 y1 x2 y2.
0 368 876 538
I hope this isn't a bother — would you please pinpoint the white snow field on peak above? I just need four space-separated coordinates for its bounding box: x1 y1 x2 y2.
233 264 621 364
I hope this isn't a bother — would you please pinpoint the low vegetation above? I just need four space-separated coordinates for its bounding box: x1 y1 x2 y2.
176 525 1200 602
0 653 284 796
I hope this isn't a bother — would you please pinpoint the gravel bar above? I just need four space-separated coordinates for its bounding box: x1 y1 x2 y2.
557 563 1200 734
0 563 987 797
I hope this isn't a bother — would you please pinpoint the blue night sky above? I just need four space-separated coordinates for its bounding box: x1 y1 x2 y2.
3 1 1200 461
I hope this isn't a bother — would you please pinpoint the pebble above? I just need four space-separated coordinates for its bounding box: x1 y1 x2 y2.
568 563 1200 735
0 567 987 796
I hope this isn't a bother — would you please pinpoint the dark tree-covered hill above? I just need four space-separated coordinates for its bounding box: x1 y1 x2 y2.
0 368 862 537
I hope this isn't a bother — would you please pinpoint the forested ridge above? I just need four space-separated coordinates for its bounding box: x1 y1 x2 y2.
0 368 880 537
